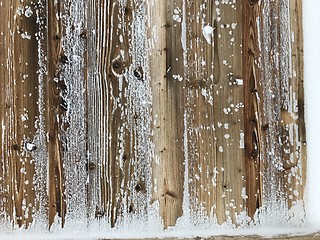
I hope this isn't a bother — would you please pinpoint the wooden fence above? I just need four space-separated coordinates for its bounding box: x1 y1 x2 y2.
0 0 306 230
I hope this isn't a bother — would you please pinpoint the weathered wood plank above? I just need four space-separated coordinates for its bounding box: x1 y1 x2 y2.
46 0 66 227
186 0 246 224
285 0 306 210
242 0 262 219
86 0 132 226
85 0 152 227
0 0 39 227
0 0 307 232
255 0 306 223
149 0 185 228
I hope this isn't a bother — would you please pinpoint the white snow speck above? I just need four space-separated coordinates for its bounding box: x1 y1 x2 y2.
24 7 33 17
231 23 238 29
25 142 36 151
239 131 244 149
219 146 224 152
235 78 243 85
172 74 183 81
241 187 248 200
21 114 28 122
21 32 31 40
202 25 215 44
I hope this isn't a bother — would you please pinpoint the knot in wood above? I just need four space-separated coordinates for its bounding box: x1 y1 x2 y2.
111 59 126 75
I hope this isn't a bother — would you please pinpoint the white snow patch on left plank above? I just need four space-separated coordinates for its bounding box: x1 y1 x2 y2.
202 25 214 44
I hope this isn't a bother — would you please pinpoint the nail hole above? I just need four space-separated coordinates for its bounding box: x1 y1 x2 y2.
95 206 105 219
250 149 258 159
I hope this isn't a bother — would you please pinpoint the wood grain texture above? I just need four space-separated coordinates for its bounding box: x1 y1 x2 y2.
46 0 66 227
85 0 152 227
253 0 306 223
0 0 39 227
0 0 307 232
186 0 246 224
149 0 185 228
242 0 262 219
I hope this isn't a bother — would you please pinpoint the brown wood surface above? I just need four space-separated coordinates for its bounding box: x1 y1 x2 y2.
243 0 262 219
149 0 185 228
185 0 245 224
0 0 307 233
0 0 39 227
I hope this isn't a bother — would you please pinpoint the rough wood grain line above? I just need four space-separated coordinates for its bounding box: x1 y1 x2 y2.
242 0 262 219
214 0 245 224
0 0 12 223
85 0 100 222
185 0 245 224
249 0 306 223
149 0 185 228
46 0 66 227
0 0 39 227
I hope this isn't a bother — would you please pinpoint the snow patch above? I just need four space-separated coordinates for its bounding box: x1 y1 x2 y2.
202 25 215 44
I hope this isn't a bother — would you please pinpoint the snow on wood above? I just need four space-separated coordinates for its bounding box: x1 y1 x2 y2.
0 0 310 237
